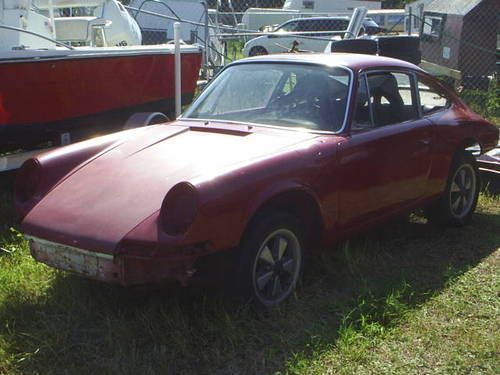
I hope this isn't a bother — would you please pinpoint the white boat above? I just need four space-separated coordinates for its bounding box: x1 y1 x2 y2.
0 0 203 156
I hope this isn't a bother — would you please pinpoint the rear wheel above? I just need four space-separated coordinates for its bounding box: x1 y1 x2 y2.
236 212 304 308
249 46 268 57
426 151 480 226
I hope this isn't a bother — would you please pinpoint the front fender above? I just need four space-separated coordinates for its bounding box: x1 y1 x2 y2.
243 36 266 55
15 127 147 219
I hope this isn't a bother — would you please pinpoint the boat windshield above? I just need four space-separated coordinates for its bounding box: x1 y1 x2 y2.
183 63 351 132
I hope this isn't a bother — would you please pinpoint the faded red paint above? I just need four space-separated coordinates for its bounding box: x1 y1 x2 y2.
0 52 202 127
17 53 499 286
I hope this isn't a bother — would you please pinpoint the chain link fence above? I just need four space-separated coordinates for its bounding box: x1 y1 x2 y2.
124 0 498 120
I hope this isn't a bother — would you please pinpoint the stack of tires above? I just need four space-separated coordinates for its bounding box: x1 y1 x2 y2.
330 35 421 65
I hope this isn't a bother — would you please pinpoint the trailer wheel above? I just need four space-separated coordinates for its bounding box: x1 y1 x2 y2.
123 112 169 130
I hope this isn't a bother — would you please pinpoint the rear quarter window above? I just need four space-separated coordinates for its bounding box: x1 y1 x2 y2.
418 77 451 116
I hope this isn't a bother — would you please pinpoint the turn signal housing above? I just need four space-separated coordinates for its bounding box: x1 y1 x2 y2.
160 182 199 235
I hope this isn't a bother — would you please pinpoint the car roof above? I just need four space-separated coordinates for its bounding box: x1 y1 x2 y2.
235 53 424 73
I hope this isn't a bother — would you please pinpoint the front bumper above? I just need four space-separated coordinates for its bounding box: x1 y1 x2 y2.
27 236 202 286
28 236 121 283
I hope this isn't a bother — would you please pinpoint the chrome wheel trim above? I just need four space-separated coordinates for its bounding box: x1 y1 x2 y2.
252 228 302 306
449 164 476 219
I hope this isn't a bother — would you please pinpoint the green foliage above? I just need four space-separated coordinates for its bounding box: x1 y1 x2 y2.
461 80 500 125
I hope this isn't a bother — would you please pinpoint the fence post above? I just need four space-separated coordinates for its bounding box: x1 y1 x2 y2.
48 0 56 39
408 6 412 36
202 0 209 79
174 22 181 118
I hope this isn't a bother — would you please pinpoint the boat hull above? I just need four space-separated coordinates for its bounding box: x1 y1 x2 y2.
0 46 202 151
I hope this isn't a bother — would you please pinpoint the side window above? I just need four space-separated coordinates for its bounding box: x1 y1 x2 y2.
303 19 329 32
421 13 445 41
327 19 349 31
279 21 298 32
352 75 373 132
418 78 450 115
366 72 418 127
296 20 308 32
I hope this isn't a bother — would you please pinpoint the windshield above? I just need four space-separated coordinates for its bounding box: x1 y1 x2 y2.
184 63 351 132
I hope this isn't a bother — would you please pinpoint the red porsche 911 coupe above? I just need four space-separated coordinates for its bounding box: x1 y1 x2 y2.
15 53 499 307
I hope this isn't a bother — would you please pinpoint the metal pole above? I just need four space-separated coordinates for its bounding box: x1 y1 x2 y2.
408 6 412 35
418 4 424 34
48 0 56 39
174 22 181 118
202 0 209 78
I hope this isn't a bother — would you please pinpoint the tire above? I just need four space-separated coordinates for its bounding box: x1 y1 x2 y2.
248 46 268 57
235 212 305 308
425 150 480 226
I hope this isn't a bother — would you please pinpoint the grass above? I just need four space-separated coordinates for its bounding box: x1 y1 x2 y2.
0 174 499 374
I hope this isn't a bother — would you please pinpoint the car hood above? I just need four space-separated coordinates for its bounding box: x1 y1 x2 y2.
22 121 317 253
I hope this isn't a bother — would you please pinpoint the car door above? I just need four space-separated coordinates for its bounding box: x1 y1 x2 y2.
266 20 299 54
268 19 307 53
299 19 326 52
337 71 434 229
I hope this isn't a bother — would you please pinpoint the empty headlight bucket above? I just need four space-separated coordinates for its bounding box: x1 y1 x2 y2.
15 159 43 203
160 182 199 235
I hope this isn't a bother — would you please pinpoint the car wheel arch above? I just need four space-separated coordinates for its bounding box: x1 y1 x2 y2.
248 46 268 56
461 137 481 154
241 187 325 251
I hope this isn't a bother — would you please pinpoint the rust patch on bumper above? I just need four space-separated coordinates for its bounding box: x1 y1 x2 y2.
27 236 121 282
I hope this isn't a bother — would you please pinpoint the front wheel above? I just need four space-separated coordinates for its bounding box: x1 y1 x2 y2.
236 212 304 308
425 150 480 226
248 46 268 57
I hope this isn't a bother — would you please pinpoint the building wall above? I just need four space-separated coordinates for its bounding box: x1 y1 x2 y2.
421 13 463 71
458 0 497 79
420 0 498 84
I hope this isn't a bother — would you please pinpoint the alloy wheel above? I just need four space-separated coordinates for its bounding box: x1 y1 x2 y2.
252 228 301 306
449 164 476 219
